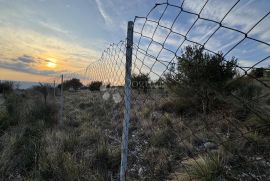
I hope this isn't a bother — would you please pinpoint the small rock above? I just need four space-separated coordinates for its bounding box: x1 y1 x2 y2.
102 92 110 100
203 142 218 150
138 167 143 177
112 92 122 103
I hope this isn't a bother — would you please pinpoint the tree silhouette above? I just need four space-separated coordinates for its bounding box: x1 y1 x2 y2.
88 81 103 91
34 83 51 105
251 67 265 78
131 73 150 94
167 46 237 114
58 78 83 91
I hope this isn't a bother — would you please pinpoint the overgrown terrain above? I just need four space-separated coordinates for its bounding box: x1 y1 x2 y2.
0 47 270 181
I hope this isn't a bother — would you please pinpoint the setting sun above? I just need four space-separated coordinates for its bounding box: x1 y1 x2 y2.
46 58 57 68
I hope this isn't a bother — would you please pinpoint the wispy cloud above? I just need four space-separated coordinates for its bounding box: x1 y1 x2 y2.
0 58 58 76
94 0 112 25
15 55 36 64
38 20 69 35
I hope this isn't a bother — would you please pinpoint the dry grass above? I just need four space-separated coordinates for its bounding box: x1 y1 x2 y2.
0 86 269 180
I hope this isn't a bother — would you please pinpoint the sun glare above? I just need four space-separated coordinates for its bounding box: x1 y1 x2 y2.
46 58 57 68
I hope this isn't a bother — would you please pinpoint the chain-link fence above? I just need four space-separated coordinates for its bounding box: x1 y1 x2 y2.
43 0 270 180
129 1 270 180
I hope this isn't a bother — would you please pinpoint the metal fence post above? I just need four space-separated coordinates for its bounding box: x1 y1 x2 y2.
60 74 64 126
120 21 134 181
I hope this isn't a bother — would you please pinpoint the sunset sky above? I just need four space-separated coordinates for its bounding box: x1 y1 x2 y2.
0 0 269 83
0 0 157 82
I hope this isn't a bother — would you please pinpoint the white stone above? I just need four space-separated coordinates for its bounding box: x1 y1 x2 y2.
113 92 122 103
102 92 110 100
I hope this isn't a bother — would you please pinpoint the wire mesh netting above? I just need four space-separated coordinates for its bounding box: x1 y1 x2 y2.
41 0 270 180
42 41 127 180
129 0 270 180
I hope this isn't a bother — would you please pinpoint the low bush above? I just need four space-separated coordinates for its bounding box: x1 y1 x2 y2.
158 116 173 128
150 128 176 148
142 107 152 118
79 127 102 147
174 98 196 114
79 102 93 110
183 154 226 181
233 79 262 103
0 122 44 179
39 152 82 181
158 101 175 113
143 147 172 180
5 94 24 122
0 81 14 95
158 98 195 114
30 101 58 126
92 144 121 180
88 81 102 91
62 132 79 152
0 111 9 134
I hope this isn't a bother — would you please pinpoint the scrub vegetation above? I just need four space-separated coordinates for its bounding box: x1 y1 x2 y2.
0 46 269 180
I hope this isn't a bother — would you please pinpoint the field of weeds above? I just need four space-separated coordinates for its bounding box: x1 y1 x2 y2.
0 80 270 181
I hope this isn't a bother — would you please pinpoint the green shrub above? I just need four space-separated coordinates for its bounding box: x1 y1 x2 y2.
79 102 93 110
158 116 173 128
174 97 195 114
91 144 121 179
108 148 121 174
0 123 43 178
143 147 172 179
166 45 237 114
94 144 110 170
151 128 176 148
66 119 80 128
245 114 270 127
62 133 79 152
5 94 23 122
33 83 51 105
159 98 195 114
175 141 195 158
159 101 175 113
0 111 9 134
88 81 102 91
31 101 58 126
79 128 102 147
245 130 264 145
58 78 83 91
187 154 225 181
236 84 262 101
250 67 265 78
142 107 152 118
131 73 150 94
0 81 14 95
39 152 81 181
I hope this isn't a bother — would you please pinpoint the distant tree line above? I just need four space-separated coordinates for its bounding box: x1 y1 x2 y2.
250 67 270 78
56 78 109 92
